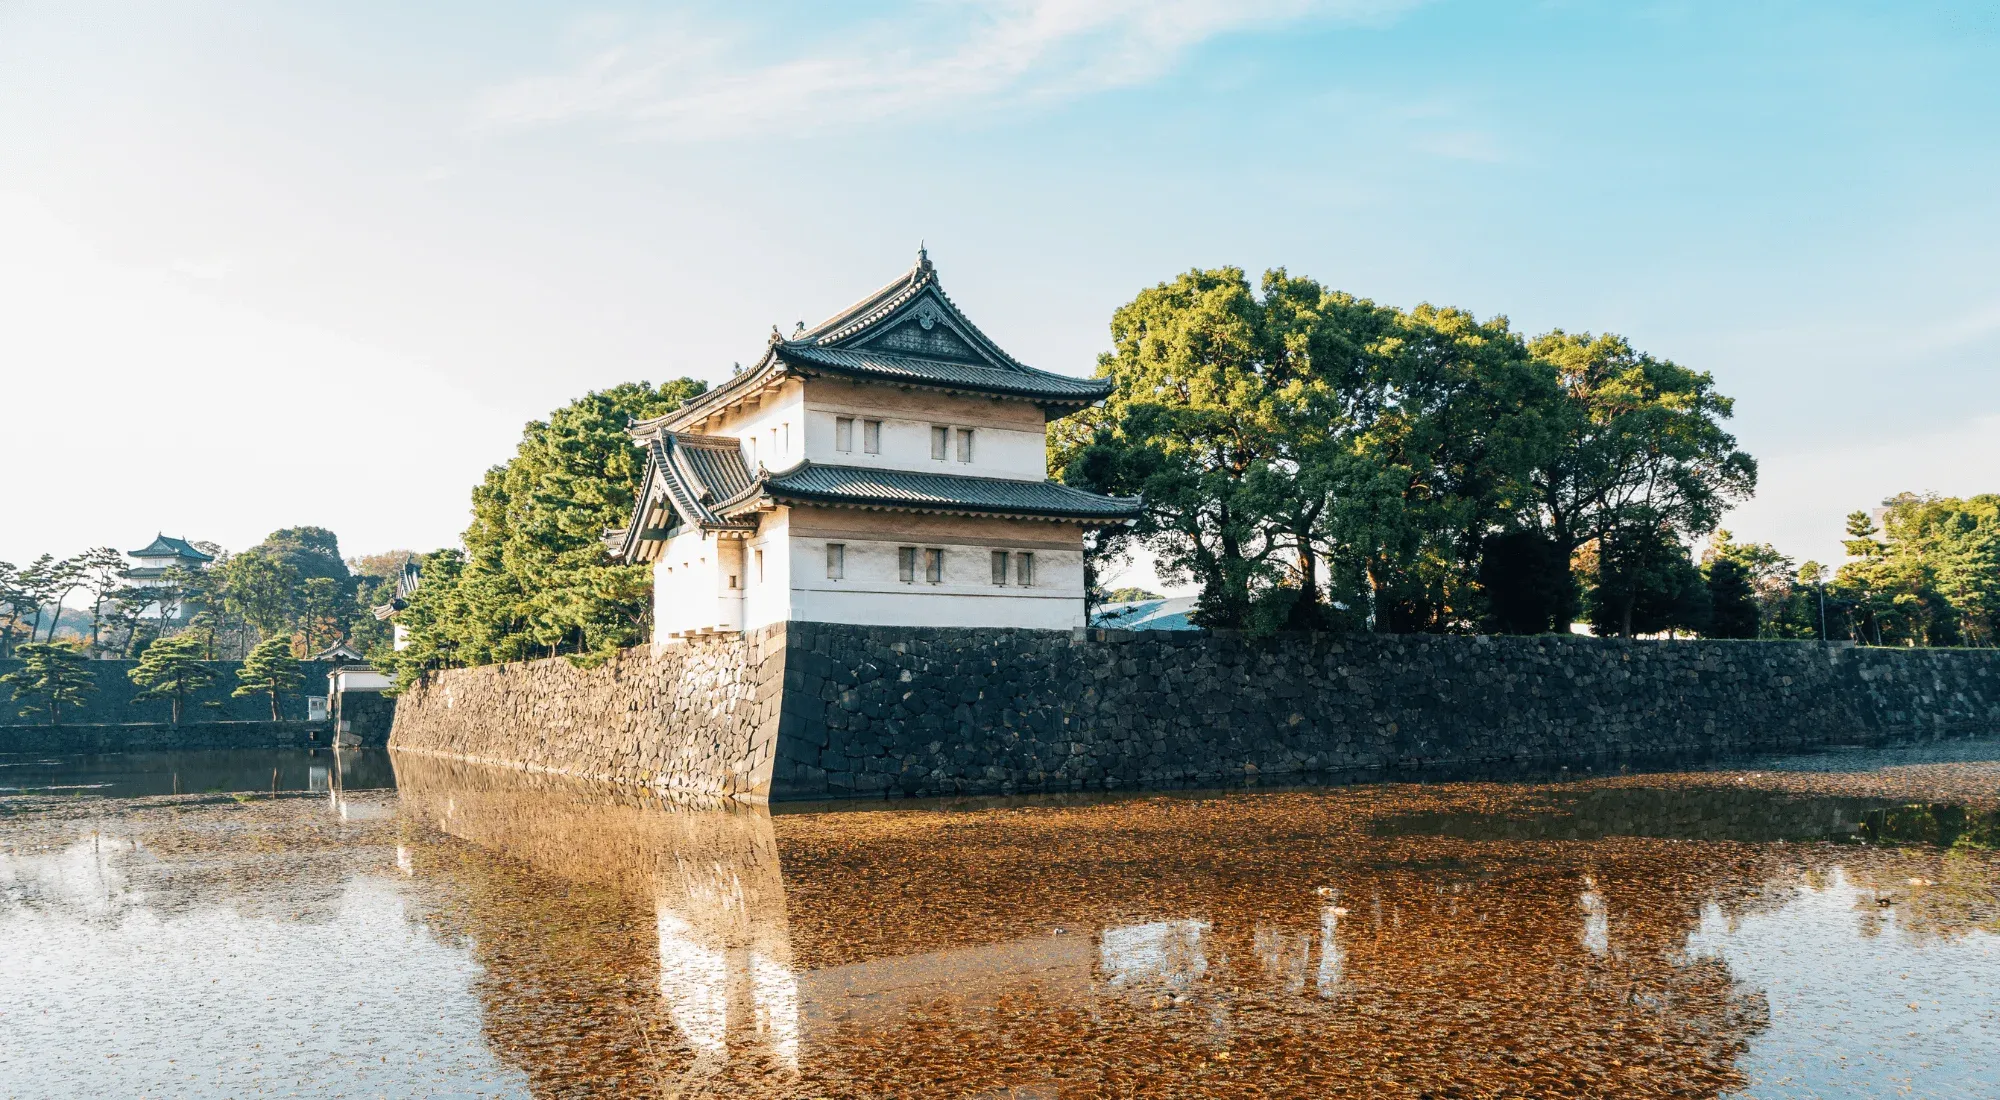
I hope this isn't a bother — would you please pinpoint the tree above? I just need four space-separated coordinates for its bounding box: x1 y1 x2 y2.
76 546 129 654
1702 530 1798 638
1352 303 1553 634
1065 267 1556 636
2 641 96 725
1056 268 1288 629
222 549 300 642
127 634 219 724
375 549 465 690
1832 494 1998 646
0 562 28 659
378 378 707 682
297 576 342 654
1521 332 1757 631
234 636 303 721
1478 530 1576 634
13 555 62 644
36 553 88 643
1582 519 1709 637
1703 557 1759 639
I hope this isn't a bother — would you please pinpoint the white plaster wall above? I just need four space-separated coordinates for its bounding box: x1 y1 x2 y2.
706 379 807 473
652 529 746 642
787 534 1085 630
802 378 1048 481
740 510 795 632
333 669 392 692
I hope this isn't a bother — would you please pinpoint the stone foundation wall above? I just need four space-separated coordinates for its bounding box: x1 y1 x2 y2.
775 627 2000 798
387 627 785 799
389 624 2000 802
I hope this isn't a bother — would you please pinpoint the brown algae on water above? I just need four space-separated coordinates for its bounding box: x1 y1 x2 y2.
1 744 1997 1098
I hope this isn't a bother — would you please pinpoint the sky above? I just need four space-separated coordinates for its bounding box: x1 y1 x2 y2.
2 0 1996 588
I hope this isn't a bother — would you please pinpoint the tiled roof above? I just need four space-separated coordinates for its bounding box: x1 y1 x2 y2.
725 462 1142 522
129 534 213 561
630 253 1108 434
776 345 1110 402
605 432 757 562
1092 596 1200 631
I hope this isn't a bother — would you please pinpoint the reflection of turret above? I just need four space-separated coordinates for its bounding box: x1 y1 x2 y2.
385 761 1996 1097
393 753 804 1091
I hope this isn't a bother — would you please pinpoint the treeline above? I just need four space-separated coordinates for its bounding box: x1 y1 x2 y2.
0 527 409 662
378 380 709 688
372 267 1992 693
1055 267 1759 637
1829 494 1999 646
0 631 314 727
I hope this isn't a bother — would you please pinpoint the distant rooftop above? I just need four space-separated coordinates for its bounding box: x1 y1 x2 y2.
1091 596 1200 631
128 534 213 562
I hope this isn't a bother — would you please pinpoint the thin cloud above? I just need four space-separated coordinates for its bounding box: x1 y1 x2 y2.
1410 129 1507 163
476 0 1422 140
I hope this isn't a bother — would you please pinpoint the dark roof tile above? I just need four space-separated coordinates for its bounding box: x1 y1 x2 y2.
734 462 1141 522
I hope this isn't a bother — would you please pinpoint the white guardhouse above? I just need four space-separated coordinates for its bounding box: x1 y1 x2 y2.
608 252 1140 643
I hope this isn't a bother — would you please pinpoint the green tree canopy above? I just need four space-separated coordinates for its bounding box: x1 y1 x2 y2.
378 378 706 686
2 641 96 725
235 635 304 721
1521 332 1756 630
1703 557 1759 639
1833 494 1998 646
258 527 352 588
1581 518 1710 638
1059 267 1554 634
128 633 219 725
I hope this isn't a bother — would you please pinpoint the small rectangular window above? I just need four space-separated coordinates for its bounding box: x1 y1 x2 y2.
930 425 949 460
1016 552 1035 587
956 427 974 463
728 574 739 589
826 543 845 580
746 437 758 467
756 549 765 583
782 422 790 454
835 417 853 452
898 546 917 583
924 548 944 584
991 551 1008 586
863 419 881 453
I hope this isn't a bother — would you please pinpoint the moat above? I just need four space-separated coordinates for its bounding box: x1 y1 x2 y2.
2 740 1996 1098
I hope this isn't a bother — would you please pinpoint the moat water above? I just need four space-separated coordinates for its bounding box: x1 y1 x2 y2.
1 741 1996 1098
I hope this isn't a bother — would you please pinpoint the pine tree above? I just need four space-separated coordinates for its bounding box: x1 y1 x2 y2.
128 634 218 725
2 641 96 725
234 636 303 721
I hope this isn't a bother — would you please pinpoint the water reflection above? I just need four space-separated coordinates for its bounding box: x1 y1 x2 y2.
384 756 2000 1097
2 751 1995 1097
0 747 395 797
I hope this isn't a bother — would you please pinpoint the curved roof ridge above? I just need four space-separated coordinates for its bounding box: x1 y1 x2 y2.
717 462 1142 524
665 430 744 448
794 251 935 345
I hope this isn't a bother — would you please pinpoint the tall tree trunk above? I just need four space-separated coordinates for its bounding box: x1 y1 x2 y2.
42 596 63 643
1287 531 1321 631
269 685 280 722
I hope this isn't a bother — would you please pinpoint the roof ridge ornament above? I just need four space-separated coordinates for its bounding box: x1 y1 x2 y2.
917 241 931 274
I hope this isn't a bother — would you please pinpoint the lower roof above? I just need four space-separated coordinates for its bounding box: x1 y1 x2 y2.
723 462 1142 523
